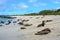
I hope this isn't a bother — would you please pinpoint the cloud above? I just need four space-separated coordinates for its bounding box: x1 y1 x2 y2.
34 3 47 7
0 0 7 11
0 6 6 11
56 7 60 9
53 1 60 4
11 4 17 9
18 3 28 8
52 0 60 4
28 0 47 7
0 0 8 5
11 3 28 9
29 0 37 3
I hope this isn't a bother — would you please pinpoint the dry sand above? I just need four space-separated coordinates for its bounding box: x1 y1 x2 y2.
0 15 60 40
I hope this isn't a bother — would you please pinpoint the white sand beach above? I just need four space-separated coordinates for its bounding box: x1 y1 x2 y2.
0 15 60 40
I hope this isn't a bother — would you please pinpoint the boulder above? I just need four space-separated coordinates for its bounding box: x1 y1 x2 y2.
35 28 51 35
20 27 26 29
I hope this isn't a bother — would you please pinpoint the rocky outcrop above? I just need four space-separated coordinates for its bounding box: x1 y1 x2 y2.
35 28 51 35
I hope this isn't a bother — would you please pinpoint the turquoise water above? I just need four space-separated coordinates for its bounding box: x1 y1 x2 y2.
0 18 13 22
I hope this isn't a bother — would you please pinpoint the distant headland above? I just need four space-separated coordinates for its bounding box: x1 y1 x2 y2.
0 15 16 19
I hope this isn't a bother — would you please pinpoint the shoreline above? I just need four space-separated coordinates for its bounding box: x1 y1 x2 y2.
0 15 60 40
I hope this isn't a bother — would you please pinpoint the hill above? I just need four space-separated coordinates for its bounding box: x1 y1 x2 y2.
24 9 60 15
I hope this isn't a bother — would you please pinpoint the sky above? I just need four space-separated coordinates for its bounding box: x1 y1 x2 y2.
0 0 60 15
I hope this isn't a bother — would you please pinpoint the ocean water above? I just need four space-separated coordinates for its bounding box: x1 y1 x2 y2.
0 18 16 23
0 18 23 40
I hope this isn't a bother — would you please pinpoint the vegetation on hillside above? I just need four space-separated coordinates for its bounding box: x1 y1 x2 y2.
24 9 60 15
